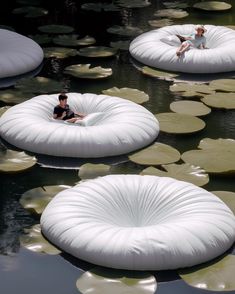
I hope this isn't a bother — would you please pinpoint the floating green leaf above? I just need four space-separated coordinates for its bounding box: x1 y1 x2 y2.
154 9 188 18
38 24 74 34
53 34 96 47
20 224 61 254
163 1 189 9
155 112 206 134
212 191 235 215
0 106 11 117
110 40 130 51
28 34 52 45
77 46 117 58
78 163 111 180
209 79 235 92
0 150 36 173
20 185 70 215
148 18 174 28
64 64 112 79
116 0 151 8
81 3 120 12
102 87 149 104
76 267 157 294
107 25 143 36
169 83 214 95
193 1 232 11
0 90 32 104
12 6 48 17
179 255 235 291
170 100 211 116
181 138 235 174
15 76 63 93
141 66 179 80
43 47 78 58
140 163 209 186
201 93 235 109
129 143 181 166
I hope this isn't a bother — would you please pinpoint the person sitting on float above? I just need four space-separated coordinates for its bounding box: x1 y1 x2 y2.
53 92 85 123
176 24 207 57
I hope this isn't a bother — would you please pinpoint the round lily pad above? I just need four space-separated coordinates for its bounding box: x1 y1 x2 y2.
102 87 149 104
155 112 206 134
169 83 215 95
148 18 174 28
116 0 151 8
0 150 37 173
12 6 48 18
212 191 235 215
201 93 235 109
141 66 179 80
193 1 232 11
81 3 120 12
0 106 11 117
170 100 211 116
110 40 130 51
20 185 71 215
163 1 189 9
181 138 235 174
179 255 235 291
20 224 61 254
15 76 63 93
0 90 32 104
38 24 74 34
28 34 52 45
43 47 78 59
107 25 143 37
64 64 112 79
77 46 117 58
78 163 111 180
128 143 181 166
140 163 209 186
76 267 157 294
53 34 96 47
154 9 188 19
209 79 235 92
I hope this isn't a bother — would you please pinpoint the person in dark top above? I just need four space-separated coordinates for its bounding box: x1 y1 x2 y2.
53 93 85 123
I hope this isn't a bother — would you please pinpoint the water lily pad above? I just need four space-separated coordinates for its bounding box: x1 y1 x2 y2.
154 9 188 19
170 100 211 116
163 1 189 9
53 34 96 47
15 76 63 93
212 191 235 215
28 34 52 45
142 66 179 80
155 112 206 134
116 0 151 8
0 90 32 104
107 25 143 37
81 3 120 12
110 40 130 51
12 6 48 17
78 163 111 180
38 24 74 34
129 143 181 166
193 1 232 11
77 46 117 58
209 79 235 92
20 185 71 215
20 224 61 254
148 18 174 28
64 64 112 79
76 267 157 294
102 87 149 104
0 150 37 173
140 163 209 186
0 106 11 117
181 138 235 174
170 83 214 95
201 93 235 109
179 255 235 291
43 47 78 58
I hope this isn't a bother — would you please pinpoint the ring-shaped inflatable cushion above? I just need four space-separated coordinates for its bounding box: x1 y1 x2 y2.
0 29 43 78
129 24 235 73
41 175 235 270
0 93 159 158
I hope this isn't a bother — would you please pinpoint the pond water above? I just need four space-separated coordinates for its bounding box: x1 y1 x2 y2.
0 0 235 293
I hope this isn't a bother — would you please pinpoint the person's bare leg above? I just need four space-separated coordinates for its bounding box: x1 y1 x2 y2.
176 42 190 56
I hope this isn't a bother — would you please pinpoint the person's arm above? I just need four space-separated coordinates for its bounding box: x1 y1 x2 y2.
53 111 66 120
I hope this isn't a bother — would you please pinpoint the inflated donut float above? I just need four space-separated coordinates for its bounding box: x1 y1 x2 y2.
129 24 235 73
41 175 235 270
0 29 43 79
0 93 159 158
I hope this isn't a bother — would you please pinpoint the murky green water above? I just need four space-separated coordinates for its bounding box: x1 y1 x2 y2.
0 0 235 293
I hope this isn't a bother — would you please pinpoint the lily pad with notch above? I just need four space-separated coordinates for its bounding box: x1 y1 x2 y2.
64 64 112 79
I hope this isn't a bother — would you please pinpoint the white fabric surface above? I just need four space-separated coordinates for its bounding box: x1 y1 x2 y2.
129 24 235 73
0 29 43 78
0 93 159 158
41 175 235 270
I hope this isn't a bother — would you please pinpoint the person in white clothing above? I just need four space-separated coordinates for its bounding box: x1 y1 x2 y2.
176 24 207 57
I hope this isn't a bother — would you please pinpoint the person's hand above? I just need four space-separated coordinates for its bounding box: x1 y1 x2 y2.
61 111 66 119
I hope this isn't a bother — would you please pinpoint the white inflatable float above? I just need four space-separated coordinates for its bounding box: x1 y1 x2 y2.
129 24 235 73
0 29 43 79
41 175 235 270
0 93 159 158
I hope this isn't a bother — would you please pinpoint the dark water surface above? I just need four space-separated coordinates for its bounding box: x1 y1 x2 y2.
0 0 235 293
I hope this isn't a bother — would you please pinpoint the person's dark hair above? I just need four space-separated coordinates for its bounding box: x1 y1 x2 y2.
58 92 68 101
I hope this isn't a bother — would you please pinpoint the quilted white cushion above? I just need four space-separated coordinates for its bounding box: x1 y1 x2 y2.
129 24 235 73
0 93 159 158
41 175 235 270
